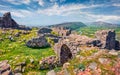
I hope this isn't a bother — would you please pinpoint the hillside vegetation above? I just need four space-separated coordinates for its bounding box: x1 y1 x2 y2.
49 22 86 30
0 28 55 75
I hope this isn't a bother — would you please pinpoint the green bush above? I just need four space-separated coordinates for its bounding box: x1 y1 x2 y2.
78 64 85 71
51 31 59 36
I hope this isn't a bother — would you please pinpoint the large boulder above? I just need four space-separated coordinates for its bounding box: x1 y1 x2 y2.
38 28 52 36
26 36 49 48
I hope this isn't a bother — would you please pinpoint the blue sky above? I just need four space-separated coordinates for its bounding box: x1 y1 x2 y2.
0 0 120 26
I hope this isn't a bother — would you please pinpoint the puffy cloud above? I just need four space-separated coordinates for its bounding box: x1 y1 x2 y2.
83 12 120 22
37 3 102 16
38 0 44 6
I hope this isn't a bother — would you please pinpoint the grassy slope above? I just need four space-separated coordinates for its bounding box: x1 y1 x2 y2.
0 28 55 75
76 26 120 40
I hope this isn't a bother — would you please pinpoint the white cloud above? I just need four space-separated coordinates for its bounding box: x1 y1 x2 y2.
37 3 120 22
5 0 31 5
112 3 120 7
50 0 57 2
60 0 66 3
37 3 102 16
38 0 44 6
96 15 120 21
0 9 33 18
0 4 10 8
83 12 120 22
11 12 26 17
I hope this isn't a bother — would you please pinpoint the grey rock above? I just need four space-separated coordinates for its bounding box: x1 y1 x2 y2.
14 33 20 37
98 58 108 64
88 62 97 70
21 67 25 73
64 69 70 75
0 12 19 28
26 36 50 48
14 66 22 73
115 40 120 50
15 62 26 66
95 29 116 50
1 70 13 75
14 73 22 75
0 12 31 30
109 50 118 55
38 28 52 35
46 70 56 75
30 59 34 63
0 60 13 75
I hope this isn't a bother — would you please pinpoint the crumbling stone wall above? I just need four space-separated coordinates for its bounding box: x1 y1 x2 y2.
53 30 120 64
60 44 72 64
52 27 71 37
53 35 92 64
95 29 116 50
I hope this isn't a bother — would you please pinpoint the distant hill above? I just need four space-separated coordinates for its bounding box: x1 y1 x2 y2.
87 21 120 28
49 22 87 30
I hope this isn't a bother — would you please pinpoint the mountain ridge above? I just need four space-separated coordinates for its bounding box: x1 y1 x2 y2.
87 21 120 28
48 22 87 30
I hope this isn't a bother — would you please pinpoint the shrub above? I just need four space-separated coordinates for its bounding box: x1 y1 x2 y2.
51 31 59 36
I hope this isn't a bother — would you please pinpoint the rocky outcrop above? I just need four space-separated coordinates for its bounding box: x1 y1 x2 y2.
115 40 120 50
0 60 13 75
18 25 31 30
39 56 59 70
38 28 52 35
95 29 119 50
0 12 19 28
0 12 31 30
38 28 62 44
26 36 49 48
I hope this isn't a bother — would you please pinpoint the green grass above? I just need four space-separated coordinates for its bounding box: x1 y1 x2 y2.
76 27 120 40
0 28 55 75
